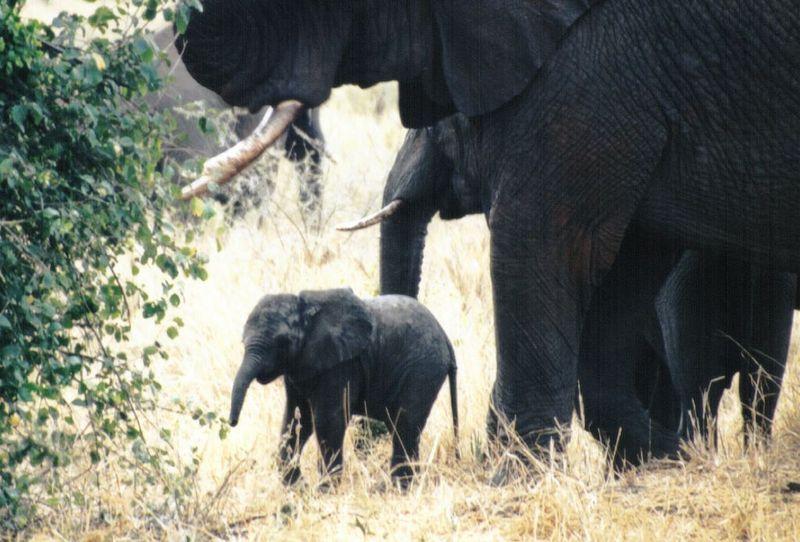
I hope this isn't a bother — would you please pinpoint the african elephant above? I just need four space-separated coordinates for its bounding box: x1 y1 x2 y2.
229 288 459 487
150 26 324 219
367 118 793 467
177 0 800 457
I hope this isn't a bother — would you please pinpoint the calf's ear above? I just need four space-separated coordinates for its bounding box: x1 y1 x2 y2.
431 0 593 117
294 289 374 378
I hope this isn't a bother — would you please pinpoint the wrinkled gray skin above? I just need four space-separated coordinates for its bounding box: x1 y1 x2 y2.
230 288 458 488
379 118 794 468
179 0 800 458
149 27 324 216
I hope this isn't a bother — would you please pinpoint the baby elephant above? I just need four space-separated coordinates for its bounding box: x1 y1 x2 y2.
229 288 459 488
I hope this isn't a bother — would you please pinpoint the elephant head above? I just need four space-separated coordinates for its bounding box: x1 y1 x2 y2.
379 116 484 297
229 289 374 426
335 114 482 297
175 0 595 194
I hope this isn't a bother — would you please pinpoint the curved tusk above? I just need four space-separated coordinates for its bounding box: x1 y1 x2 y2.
336 199 405 231
180 100 304 200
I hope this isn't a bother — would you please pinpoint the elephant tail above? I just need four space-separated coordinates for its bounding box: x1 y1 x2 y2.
447 343 460 461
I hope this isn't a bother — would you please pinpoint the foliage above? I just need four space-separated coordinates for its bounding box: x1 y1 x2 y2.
0 0 219 531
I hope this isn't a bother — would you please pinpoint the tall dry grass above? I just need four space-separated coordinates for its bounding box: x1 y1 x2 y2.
16 3 800 536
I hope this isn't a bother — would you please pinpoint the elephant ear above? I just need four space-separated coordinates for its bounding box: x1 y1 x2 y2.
295 289 374 379
431 0 594 117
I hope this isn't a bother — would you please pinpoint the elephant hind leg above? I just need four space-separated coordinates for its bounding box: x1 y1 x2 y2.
386 414 422 490
739 269 794 448
583 395 681 471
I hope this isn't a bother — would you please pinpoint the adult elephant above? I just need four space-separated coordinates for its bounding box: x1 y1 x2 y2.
350 116 793 466
176 1 800 456
150 26 324 219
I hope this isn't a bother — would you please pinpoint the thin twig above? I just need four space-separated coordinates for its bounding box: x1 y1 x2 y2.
291 124 337 164
108 260 133 326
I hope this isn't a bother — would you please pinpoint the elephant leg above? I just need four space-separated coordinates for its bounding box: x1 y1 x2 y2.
579 230 681 468
285 109 324 229
310 377 361 488
638 358 682 434
480 74 665 457
313 410 348 487
277 384 313 485
739 268 794 447
683 379 728 445
657 252 720 444
386 370 446 488
487 186 651 454
386 412 422 490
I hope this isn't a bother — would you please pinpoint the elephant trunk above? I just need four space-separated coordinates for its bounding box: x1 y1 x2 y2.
379 202 436 298
229 351 263 427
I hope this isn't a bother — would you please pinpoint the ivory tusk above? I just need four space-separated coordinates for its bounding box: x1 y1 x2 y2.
336 199 405 231
180 100 304 200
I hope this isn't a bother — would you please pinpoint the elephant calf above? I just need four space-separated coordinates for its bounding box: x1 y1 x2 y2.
229 288 459 488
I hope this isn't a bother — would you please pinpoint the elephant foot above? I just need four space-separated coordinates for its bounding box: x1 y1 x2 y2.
392 474 414 492
606 424 682 472
488 452 530 487
486 405 567 465
281 466 303 486
316 478 340 494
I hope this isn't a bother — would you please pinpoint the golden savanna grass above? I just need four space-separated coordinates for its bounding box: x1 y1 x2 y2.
19 3 800 540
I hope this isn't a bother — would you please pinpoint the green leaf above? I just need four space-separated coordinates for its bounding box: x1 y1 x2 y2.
10 105 27 130
88 7 117 31
175 6 191 34
132 36 154 62
143 346 158 357
198 116 214 135
190 197 204 218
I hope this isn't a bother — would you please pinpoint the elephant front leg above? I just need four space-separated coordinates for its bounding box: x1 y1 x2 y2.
278 386 313 485
487 196 637 458
313 410 348 490
488 238 584 453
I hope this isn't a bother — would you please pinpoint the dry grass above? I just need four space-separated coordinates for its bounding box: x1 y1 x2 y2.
18 5 800 539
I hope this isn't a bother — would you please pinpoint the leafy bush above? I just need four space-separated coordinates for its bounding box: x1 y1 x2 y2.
0 0 216 530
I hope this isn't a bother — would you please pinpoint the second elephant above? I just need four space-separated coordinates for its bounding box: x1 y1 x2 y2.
366 117 794 466
150 26 324 219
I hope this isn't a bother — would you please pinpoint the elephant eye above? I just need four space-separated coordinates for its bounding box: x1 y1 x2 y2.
274 335 292 353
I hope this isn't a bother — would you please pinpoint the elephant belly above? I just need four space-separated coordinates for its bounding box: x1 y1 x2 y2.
636 132 800 271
